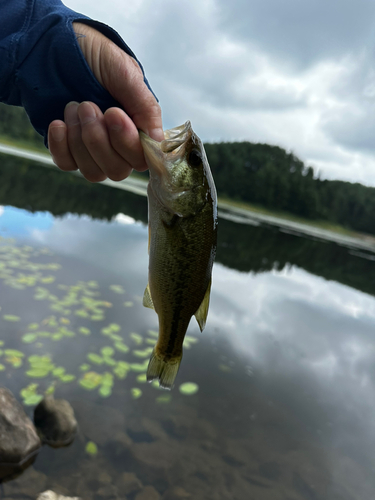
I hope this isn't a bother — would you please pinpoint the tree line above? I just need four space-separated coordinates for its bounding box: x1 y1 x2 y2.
1 154 374 298
1 102 375 235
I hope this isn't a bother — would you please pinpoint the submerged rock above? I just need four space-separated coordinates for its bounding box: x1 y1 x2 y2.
37 490 81 500
135 486 161 500
34 396 77 448
0 387 41 481
116 472 143 495
3 467 47 497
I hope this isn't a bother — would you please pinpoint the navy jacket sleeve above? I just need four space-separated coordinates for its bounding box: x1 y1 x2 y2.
0 0 157 146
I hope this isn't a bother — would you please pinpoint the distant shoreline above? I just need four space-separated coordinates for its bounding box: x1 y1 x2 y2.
1 141 375 254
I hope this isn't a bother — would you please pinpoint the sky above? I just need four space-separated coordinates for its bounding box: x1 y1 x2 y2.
66 0 375 186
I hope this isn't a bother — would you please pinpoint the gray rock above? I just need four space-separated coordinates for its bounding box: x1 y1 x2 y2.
34 396 77 448
162 486 191 499
0 387 41 480
36 491 81 500
135 486 161 500
73 400 125 446
116 472 143 495
3 467 47 498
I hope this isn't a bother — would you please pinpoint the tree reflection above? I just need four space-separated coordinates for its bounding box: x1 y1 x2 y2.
1 154 374 298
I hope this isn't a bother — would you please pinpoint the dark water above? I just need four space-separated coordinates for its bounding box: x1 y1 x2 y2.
1 155 375 500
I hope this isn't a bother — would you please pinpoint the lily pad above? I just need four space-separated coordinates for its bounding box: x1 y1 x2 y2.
26 368 50 378
87 353 103 365
23 394 44 406
156 394 172 404
85 441 98 456
130 332 143 345
99 385 112 397
109 285 125 294
79 327 91 335
101 346 114 357
3 315 21 322
114 342 129 353
22 333 38 343
131 388 142 399
179 382 199 395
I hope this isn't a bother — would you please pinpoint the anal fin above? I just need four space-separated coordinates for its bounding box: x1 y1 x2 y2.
195 278 212 332
143 283 155 310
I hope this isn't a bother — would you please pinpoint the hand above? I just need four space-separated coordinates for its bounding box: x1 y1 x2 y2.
48 22 164 182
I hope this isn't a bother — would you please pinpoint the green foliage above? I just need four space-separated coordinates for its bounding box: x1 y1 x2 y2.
205 141 375 235
0 103 44 149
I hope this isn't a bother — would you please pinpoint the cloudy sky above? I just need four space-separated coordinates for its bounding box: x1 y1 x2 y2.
66 0 375 185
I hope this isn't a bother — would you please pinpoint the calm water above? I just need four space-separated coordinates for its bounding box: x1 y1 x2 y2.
1 154 375 500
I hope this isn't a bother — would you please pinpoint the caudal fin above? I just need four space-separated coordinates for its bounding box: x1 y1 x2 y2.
147 349 182 390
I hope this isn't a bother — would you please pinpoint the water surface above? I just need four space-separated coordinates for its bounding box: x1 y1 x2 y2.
1 155 375 500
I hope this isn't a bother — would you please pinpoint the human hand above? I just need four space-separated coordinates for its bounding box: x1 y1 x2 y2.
48 22 164 182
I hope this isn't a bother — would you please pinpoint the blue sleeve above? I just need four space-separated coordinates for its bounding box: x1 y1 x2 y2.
0 0 157 146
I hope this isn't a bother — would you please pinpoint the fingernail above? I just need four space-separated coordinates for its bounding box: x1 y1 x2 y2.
65 102 79 126
50 126 65 142
78 102 96 125
107 112 124 132
148 128 165 142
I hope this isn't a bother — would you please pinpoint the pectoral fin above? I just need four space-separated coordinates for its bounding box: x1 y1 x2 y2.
195 278 212 332
143 283 155 310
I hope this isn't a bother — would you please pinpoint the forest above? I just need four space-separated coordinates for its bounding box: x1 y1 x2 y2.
1 102 375 236
1 154 374 299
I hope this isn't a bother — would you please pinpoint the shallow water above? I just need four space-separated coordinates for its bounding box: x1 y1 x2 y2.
1 155 375 500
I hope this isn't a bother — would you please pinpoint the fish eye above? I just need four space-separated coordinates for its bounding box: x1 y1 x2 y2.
188 150 202 167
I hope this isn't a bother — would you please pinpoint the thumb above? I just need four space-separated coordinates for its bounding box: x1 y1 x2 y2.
73 22 164 142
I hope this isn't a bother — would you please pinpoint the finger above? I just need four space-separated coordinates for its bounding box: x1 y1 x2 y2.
65 102 106 183
78 102 134 181
48 120 78 171
98 43 164 142
104 107 148 172
73 22 164 142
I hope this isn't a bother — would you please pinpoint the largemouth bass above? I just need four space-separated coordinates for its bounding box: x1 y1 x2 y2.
140 121 218 389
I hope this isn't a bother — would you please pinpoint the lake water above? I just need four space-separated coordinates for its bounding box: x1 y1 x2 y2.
1 154 375 500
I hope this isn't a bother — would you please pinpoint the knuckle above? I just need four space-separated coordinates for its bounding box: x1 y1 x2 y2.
82 125 104 150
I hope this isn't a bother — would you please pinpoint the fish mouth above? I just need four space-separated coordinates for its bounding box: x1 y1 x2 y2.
139 122 193 176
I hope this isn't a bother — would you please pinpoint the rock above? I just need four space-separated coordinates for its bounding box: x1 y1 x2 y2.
3 467 47 498
73 400 125 446
135 486 161 500
95 485 119 499
127 417 167 442
36 491 81 500
162 486 191 499
116 472 143 495
98 471 112 484
34 396 77 448
0 387 41 480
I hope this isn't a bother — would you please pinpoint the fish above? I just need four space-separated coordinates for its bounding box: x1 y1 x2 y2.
139 121 218 389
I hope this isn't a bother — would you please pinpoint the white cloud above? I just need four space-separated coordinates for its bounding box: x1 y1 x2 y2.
115 213 136 225
0 206 4 217
65 0 375 185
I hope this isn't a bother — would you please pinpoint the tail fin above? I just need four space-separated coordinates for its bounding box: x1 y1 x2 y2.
147 349 182 390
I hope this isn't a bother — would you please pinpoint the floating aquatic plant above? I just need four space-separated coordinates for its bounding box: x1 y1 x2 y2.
0 237 202 403
85 441 98 456
109 285 125 294
179 382 199 395
3 315 21 322
131 388 142 399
